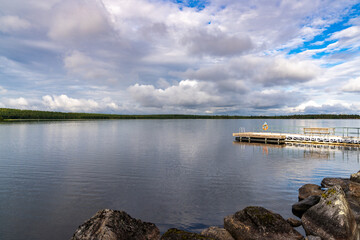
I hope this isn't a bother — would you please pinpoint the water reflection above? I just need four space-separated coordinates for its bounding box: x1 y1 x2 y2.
234 141 360 162
1 120 360 240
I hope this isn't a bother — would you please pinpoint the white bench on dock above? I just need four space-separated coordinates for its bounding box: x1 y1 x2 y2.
303 128 335 135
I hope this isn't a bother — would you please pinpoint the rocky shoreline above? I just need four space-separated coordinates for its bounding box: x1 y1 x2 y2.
70 171 360 240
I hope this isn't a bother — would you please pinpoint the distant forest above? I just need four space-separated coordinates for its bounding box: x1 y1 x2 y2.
0 108 360 121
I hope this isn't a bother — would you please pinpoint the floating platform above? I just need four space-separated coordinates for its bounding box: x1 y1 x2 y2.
233 132 286 144
233 131 360 146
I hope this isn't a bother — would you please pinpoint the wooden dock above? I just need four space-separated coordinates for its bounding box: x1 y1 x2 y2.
233 132 286 144
233 131 360 146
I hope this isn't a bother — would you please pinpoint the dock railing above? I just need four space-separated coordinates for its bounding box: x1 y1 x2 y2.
337 127 360 138
238 126 360 138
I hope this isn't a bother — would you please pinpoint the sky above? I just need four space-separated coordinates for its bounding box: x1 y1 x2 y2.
1 0 360 115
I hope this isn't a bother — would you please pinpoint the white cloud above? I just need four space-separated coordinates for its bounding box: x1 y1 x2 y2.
302 103 359 114
331 26 360 39
182 30 253 56
128 80 223 108
286 99 360 114
247 89 303 109
342 77 360 92
236 55 320 86
0 0 61 12
324 26 360 53
4 97 29 109
48 0 109 41
0 15 30 33
178 55 320 87
42 94 119 112
64 51 117 82
287 100 321 113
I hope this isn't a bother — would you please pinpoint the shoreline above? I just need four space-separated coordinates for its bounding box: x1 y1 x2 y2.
2 108 360 121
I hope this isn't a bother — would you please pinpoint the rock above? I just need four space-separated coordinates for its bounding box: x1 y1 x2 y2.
347 196 360 224
298 184 323 201
301 186 359 240
161 228 214 240
348 181 360 199
287 218 302 227
321 178 350 191
201 227 235 240
350 171 360 183
224 206 304 240
292 195 321 218
305 236 321 240
70 209 160 240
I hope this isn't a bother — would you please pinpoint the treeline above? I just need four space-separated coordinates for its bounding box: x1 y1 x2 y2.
0 108 360 121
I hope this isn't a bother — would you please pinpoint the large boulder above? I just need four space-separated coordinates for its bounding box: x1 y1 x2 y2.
70 209 160 240
321 178 350 191
161 228 214 240
287 218 302 228
301 186 359 240
346 182 360 224
347 196 360 224
298 184 323 201
292 195 321 218
224 206 304 240
348 181 360 199
350 171 360 184
201 227 235 240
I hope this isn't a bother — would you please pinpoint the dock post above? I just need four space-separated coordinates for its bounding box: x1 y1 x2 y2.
265 138 267 144
248 137 251 143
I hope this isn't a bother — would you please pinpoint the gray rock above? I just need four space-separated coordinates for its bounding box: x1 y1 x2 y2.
292 195 321 218
348 181 360 199
298 184 323 201
306 236 321 240
161 228 214 240
350 171 360 184
201 227 235 240
321 178 350 191
302 186 359 240
70 209 160 240
224 206 304 240
287 218 302 227
347 196 360 224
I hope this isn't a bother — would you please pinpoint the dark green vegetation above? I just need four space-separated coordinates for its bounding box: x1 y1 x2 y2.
1 108 360 121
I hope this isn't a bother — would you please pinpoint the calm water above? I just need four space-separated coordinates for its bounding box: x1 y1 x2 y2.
1 119 360 240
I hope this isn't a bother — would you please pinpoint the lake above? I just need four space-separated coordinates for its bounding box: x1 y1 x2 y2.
0 119 359 239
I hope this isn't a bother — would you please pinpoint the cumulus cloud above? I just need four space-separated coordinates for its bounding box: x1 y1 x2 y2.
247 90 303 109
3 97 29 109
233 56 320 86
42 95 119 112
342 77 360 92
0 15 31 33
182 30 253 56
303 103 358 114
128 80 223 108
177 55 320 87
175 65 231 82
48 0 110 41
64 51 117 82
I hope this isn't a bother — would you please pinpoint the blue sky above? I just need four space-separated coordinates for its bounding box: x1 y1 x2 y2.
1 0 360 115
